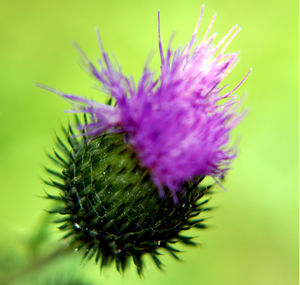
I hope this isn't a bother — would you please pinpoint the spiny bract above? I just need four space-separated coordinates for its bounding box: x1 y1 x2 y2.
45 115 213 275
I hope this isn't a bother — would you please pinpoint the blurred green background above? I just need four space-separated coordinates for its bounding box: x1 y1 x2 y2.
0 0 298 284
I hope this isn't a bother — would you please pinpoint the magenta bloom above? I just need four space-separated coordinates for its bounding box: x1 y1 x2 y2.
44 7 250 200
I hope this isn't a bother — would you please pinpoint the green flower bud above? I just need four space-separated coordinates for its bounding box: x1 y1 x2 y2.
44 117 212 275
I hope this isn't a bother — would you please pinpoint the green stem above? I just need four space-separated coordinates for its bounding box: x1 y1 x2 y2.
0 244 72 285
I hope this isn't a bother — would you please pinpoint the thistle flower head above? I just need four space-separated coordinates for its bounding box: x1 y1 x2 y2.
42 6 250 274
44 6 250 201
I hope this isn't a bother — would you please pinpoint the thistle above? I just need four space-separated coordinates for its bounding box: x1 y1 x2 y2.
42 5 250 275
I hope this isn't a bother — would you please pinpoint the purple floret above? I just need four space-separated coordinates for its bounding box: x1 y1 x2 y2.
44 6 250 201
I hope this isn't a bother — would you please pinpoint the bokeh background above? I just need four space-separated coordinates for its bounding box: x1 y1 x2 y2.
0 0 298 284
